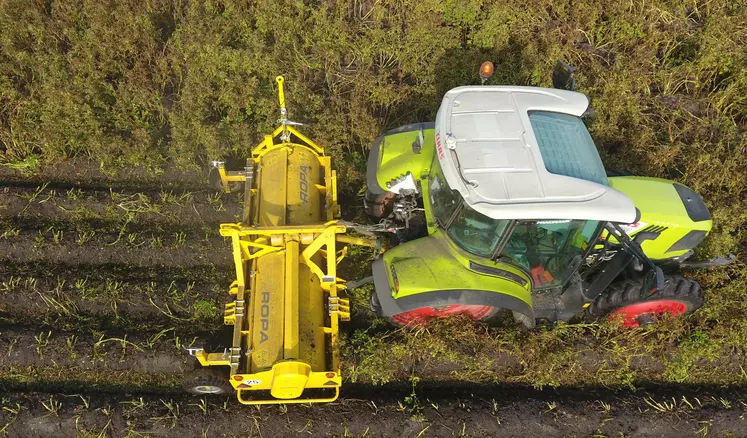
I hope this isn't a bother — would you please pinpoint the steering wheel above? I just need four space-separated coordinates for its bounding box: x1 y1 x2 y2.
517 227 544 248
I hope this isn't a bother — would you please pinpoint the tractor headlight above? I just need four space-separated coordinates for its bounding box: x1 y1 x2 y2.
386 172 418 195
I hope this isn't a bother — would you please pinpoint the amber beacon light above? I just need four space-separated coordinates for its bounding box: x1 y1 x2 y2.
479 61 494 84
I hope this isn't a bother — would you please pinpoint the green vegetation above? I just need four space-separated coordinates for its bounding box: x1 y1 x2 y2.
343 310 747 388
1 0 746 393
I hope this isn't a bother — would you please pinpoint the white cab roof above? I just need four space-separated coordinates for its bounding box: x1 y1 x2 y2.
435 86 637 223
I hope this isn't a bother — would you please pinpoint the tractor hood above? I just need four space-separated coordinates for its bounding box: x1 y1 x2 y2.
434 86 637 224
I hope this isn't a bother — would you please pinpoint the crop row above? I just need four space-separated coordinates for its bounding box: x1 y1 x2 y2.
0 159 214 193
0 231 230 271
0 381 745 437
0 273 228 334
0 184 240 227
0 220 225 251
0 260 229 284
0 328 200 374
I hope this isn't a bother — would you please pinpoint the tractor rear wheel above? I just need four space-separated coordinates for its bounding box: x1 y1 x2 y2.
183 368 233 395
389 305 500 327
590 275 703 327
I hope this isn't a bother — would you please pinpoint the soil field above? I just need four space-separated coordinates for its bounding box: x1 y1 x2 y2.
1 386 746 437
0 161 743 437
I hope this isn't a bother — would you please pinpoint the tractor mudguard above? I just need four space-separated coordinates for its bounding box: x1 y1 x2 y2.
609 176 712 260
371 233 535 326
366 122 436 194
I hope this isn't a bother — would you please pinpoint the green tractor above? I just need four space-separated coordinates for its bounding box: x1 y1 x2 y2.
364 62 730 328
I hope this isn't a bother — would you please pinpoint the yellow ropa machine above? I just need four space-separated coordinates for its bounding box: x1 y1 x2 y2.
184 76 376 405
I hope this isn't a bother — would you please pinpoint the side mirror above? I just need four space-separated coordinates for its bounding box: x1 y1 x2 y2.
552 61 575 91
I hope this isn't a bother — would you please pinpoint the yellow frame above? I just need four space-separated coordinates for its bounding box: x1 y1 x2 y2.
194 76 372 405
194 222 350 405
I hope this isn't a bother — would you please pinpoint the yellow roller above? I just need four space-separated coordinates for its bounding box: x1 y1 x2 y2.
192 76 360 404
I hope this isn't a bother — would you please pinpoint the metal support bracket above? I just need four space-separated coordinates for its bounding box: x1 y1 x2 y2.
328 297 350 321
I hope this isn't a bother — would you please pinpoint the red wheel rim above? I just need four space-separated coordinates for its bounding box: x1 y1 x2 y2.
612 300 688 327
391 305 494 327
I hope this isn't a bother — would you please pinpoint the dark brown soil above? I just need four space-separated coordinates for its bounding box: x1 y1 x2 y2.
0 259 229 283
0 386 745 437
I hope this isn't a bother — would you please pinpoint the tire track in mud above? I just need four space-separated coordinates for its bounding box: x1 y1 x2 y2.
0 385 745 437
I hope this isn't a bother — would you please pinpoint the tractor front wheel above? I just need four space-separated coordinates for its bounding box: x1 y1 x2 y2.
183 368 233 395
590 276 704 327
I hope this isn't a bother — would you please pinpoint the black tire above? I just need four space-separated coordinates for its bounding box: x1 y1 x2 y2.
208 166 225 191
589 275 704 324
370 289 383 316
183 368 233 395
208 166 244 193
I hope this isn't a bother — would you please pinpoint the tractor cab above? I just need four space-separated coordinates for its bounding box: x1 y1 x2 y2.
427 145 603 290
366 74 714 328
429 85 649 289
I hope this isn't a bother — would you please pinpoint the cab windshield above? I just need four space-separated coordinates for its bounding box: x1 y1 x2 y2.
428 156 601 287
428 156 510 258
499 220 601 288
447 203 511 258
